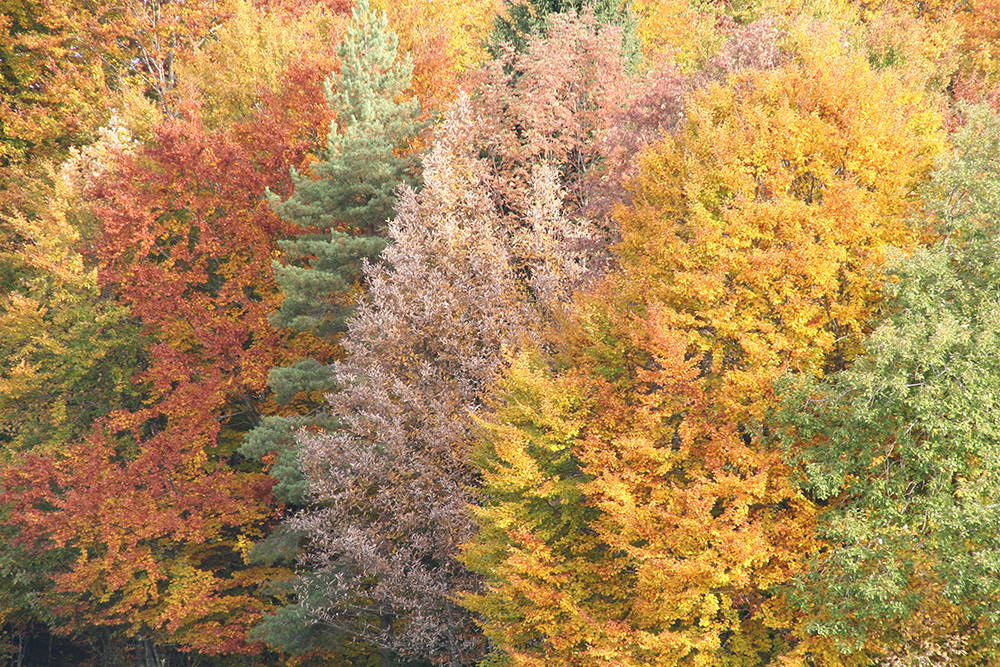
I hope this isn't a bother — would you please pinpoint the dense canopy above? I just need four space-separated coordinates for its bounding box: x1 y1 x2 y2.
2 1 999 666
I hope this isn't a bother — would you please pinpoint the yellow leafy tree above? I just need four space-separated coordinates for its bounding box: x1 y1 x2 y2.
464 41 945 667
619 47 944 407
630 0 719 68
175 0 349 126
371 0 500 106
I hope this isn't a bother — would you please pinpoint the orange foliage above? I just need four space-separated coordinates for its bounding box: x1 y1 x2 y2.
2 65 334 653
617 50 944 407
371 0 501 108
466 45 945 667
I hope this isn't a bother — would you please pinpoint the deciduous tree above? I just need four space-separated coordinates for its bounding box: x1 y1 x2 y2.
0 140 146 663
474 10 636 229
2 77 331 658
488 0 638 65
776 104 1000 663
175 0 349 127
370 0 499 108
464 40 946 667
0 0 118 170
272 99 594 666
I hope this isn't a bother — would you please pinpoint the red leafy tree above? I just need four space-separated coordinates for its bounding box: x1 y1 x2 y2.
1 64 334 658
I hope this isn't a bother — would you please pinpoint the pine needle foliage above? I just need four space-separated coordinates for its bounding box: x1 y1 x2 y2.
244 0 424 504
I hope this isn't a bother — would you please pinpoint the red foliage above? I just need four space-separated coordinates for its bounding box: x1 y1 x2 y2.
470 11 636 224
1 61 334 653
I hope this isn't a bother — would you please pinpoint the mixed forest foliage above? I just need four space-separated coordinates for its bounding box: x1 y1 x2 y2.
3 0 1000 666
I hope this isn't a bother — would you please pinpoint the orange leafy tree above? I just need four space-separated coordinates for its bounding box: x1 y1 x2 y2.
371 0 500 109
463 41 945 667
0 0 121 172
1 70 333 658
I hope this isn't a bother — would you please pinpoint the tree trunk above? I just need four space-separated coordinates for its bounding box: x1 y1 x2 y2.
380 613 394 667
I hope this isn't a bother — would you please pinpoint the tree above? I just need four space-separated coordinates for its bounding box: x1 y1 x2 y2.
270 0 422 239
263 99 595 666
0 142 147 666
0 136 144 456
116 0 233 112
242 0 424 505
616 46 944 401
464 42 946 667
776 104 1000 662
266 0 423 339
2 81 331 660
475 10 636 232
488 0 639 66
174 0 350 128
369 0 499 110
0 0 118 171
473 13 784 239
465 289 811 667
627 0 718 69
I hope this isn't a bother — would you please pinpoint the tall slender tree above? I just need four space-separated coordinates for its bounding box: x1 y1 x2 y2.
243 0 426 505
263 98 594 666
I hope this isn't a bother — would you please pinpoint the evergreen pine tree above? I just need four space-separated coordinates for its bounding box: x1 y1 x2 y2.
269 0 423 339
242 0 424 504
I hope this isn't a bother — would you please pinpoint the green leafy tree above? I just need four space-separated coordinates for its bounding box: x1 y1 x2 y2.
776 104 1000 661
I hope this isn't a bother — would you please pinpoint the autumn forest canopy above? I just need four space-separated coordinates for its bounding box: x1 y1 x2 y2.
4 0 1000 665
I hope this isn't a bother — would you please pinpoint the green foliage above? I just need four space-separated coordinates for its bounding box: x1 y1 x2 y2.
488 0 640 68
245 0 423 497
270 233 387 339
265 0 422 336
267 0 421 332
241 358 340 505
270 0 422 236
777 104 1000 658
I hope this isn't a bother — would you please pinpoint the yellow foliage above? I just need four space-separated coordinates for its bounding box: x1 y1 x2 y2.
372 0 499 73
630 0 719 69
371 0 500 106
175 0 348 125
618 51 945 416
468 40 946 667
849 0 1000 84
